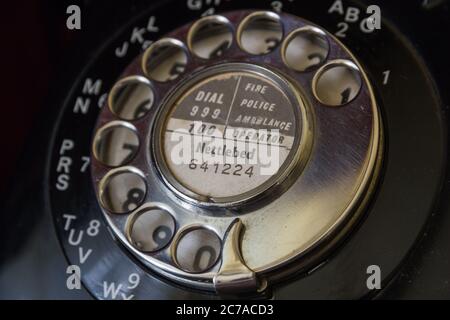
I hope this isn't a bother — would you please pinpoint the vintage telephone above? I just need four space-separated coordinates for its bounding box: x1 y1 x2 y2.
1 0 449 300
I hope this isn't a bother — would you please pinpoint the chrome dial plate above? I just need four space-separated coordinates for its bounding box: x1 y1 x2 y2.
90 10 382 293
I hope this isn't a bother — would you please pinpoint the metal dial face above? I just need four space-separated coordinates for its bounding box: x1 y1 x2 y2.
89 9 382 293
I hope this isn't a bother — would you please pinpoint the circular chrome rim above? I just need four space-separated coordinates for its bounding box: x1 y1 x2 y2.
90 10 383 293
